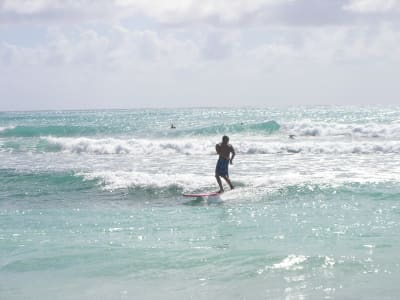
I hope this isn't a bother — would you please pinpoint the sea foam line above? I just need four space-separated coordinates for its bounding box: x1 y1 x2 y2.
241 141 400 154
44 137 213 155
78 170 214 191
283 122 400 138
271 255 308 270
43 137 400 155
0 126 16 133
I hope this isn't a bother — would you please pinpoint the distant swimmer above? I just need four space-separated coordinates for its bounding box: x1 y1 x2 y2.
289 134 296 139
215 135 235 193
170 123 176 129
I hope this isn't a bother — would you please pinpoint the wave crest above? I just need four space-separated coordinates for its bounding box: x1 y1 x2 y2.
169 120 280 136
42 137 206 155
0 125 101 137
284 122 400 138
38 137 400 155
80 171 214 192
241 141 400 154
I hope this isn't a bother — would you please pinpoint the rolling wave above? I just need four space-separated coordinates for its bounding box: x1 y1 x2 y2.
3 135 400 155
2 121 400 140
38 137 400 155
79 171 213 193
40 137 206 155
283 122 400 138
173 120 280 136
0 126 16 133
0 121 280 138
271 182 400 202
0 125 104 137
0 170 98 199
2 168 400 201
242 141 400 154
78 170 400 198
0 169 207 199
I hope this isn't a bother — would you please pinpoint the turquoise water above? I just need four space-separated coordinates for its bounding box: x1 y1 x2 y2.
1 107 400 299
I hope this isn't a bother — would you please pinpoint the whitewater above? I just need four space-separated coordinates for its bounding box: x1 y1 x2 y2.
1 106 400 299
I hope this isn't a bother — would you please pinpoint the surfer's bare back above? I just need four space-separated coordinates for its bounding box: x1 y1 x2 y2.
215 135 235 193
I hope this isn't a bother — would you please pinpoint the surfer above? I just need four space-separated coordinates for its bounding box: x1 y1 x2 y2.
215 135 235 193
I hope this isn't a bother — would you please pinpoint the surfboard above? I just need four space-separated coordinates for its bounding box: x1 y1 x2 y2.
182 192 220 197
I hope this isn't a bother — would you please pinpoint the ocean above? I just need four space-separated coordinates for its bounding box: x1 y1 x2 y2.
1 106 400 299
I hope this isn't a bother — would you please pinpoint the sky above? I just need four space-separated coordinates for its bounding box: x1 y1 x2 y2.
0 0 400 110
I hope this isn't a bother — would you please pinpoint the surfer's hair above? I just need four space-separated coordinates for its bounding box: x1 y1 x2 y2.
222 135 229 142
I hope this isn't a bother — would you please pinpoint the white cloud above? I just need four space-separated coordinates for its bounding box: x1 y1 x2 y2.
1 0 400 110
0 0 117 24
0 26 201 70
114 0 291 23
243 23 400 66
200 31 239 60
1 0 400 27
0 0 295 26
1 0 54 14
343 0 400 13
3 22 399 71
0 0 295 23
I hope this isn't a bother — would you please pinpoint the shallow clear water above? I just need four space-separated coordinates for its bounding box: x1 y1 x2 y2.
1 106 400 299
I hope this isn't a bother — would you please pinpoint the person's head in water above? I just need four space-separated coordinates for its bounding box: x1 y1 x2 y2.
222 135 229 144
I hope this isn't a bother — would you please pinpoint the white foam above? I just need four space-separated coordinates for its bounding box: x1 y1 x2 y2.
79 170 215 191
44 137 213 155
44 137 400 156
69 150 400 194
283 122 400 138
0 126 15 133
237 140 400 155
270 255 308 270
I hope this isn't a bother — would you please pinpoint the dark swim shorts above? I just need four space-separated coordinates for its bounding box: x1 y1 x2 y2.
215 158 229 177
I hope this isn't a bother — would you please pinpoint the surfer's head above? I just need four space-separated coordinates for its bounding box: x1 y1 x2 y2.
222 135 229 143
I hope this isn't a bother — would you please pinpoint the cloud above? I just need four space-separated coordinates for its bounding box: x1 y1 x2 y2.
0 0 292 25
343 0 400 13
3 20 399 71
1 29 110 66
276 0 351 26
248 23 400 67
6 0 399 27
114 0 292 25
0 26 201 70
0 0 117 24
200 31 238 60
1 0 400 110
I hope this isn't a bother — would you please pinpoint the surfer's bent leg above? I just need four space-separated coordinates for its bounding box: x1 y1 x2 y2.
222 176 234 190
216 158 232 192
215 174 224 193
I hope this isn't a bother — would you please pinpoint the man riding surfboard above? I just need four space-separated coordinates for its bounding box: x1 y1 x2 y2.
215 135 235 193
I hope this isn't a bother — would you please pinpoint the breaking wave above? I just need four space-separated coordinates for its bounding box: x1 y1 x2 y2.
40 137 209 155
2 168 400 202
79 171 214 193
0 121 280 138
3 121 400 140
283 122 400 138
242 141 400 154
38 137 400 155
175 120 280 136
0 125 103 137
